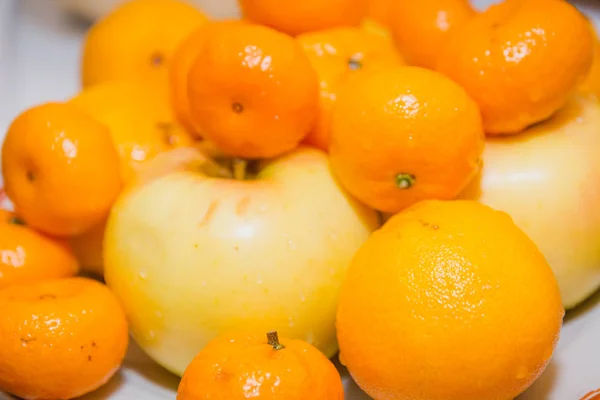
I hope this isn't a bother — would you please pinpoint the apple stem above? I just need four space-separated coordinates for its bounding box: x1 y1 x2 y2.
267 331 285 350
233 158 248 181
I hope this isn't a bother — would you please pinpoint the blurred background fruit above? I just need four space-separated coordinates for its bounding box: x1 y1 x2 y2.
437 0 594 135
460 94 600 309
81 0 208 94
337 200 564 400
297 26 404 151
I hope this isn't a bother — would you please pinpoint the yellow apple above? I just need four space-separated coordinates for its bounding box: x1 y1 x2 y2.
103 146 379 376
460 94 600 309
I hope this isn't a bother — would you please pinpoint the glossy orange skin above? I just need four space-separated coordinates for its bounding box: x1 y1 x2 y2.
436 0 594 135
0 277 129 400
0 218 78 289
366 0 394 27
0 208 12 223
337 200 564 400
582 389 600 400
177 332 344 399
297 27 404 151
2 102 122 237
239 0 367 36
389 0 476 69
81 0 207 91
187 21 320 159
169 21 239 138
329 66 485 214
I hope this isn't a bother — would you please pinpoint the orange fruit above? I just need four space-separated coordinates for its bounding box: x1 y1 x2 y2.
366 0 393 27
580 23 600 98
1 102 122 237
69 80 194 183
169 20 239 138
67 80 193 276
187 21 319 159
238 0 368 36
0 217 79 289
329 66 485 214
297 26 404 151
81 0 208 91
336 199 564 400
582 389 600 400
0 277 129 399
436 0 594 135
389 0 476 69
177 331 344 399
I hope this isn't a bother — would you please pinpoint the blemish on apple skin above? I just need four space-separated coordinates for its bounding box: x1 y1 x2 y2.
236 196 251 216
199 200 219 226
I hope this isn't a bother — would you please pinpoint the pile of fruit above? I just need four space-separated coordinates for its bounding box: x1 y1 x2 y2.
1 0 600 399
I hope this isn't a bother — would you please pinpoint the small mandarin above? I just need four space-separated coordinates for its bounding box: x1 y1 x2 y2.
0 217 79 289
436 0 594 134
389 0 476 69
337 200 564 400
297 26 404 151
1 102 122 237
0 277 129 400
177 331 344 399
187 21 319 159
81 0 208 91
238 0 368 36
329 66 484 213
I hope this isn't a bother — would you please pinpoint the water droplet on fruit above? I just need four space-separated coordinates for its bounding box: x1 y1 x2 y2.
515 366 528 379
288 317 295 327
256 275 263 285
287 240 297 250
139 271 148 280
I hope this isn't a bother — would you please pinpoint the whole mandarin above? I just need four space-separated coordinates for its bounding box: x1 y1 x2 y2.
187 21 319 159
0 277 129 400
238 0 367 36
329 66 485 213
177 331 344 399
297 26 404 151
389 0 476 69
1 102 122 237
436 0 594 134
81 0 208 92
0 219 79 289
337 200 564 400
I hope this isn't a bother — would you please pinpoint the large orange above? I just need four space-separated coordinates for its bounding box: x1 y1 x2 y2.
436 0 594 135
177 331 343 399
81 0 207 92
329 66 485 214
0 277 129 399
389 0 476 69
187 21 319 159
2 102 122 237
0 217 79 289
337 200 564 400
297 26 404 151
238 0 367 36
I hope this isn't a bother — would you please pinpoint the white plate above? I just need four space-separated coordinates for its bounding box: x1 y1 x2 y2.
1 1 600 399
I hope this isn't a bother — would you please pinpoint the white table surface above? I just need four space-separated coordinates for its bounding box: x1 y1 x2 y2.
1 1 600 399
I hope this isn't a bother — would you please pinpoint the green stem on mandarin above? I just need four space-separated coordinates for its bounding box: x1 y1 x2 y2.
267 331 285 350
395 173 416 189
